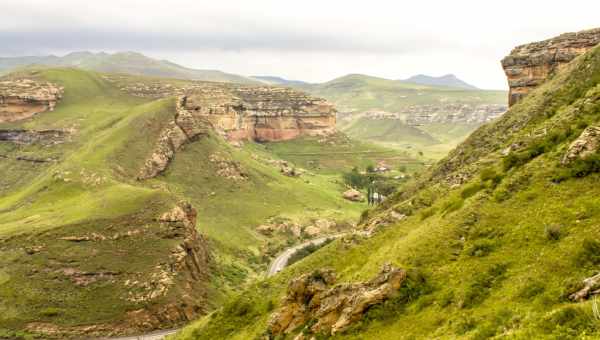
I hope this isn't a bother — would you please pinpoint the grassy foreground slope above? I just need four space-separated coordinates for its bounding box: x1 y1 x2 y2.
174 46 600 339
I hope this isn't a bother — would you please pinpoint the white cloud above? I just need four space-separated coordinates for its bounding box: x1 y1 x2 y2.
1 0 599 89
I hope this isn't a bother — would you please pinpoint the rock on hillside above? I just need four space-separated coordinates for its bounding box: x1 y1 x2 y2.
502 27 600 106
0 79 63 123
267 264 406 336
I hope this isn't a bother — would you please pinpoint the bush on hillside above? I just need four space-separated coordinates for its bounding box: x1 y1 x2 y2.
575 238 600 267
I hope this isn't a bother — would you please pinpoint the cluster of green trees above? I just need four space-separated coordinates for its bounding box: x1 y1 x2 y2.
342 165 407 196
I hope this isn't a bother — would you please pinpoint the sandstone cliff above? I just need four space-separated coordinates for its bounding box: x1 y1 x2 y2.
0 79 63 123
138 86 336 179
182 85 336 142
502 28 600 106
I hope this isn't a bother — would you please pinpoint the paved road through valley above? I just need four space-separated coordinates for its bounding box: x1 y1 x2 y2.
267 234 345 277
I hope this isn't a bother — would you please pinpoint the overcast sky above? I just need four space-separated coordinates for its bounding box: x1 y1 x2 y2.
1 0 599 89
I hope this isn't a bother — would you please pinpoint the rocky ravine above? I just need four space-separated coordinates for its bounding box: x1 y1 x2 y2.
0 78 63 123
502 27 600 106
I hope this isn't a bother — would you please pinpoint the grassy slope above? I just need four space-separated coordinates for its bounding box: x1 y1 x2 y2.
305 74 506 160
174 46 600 339
341 117 440 145
263 133 425 174
0 68 388 335
0 69 188 335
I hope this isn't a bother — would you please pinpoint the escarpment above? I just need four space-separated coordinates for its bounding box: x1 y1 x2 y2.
138 85 336 179
182 85 336 142
502 28 600 106
0 79 63 122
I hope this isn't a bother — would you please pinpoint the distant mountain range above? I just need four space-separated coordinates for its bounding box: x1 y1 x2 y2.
404 74 478 90
0 51 259 84
250 75 310 86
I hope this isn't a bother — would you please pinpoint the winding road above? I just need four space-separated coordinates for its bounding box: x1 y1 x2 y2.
267 234 345 277
106 234 344 340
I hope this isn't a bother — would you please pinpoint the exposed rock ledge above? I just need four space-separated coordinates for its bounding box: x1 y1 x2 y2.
0 79 63 123
137 97 212 179
502 28 600 106
138 86 336 179
182 85 336 142
562 126 600 164
267 264 406 337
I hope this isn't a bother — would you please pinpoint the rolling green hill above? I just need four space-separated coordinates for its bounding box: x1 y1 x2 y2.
0 67 421 338
301 74 506 112
296 74 507 160
0 51 258 84
174 41 600 340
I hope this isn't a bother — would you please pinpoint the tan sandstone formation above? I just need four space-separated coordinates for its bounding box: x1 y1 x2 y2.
0 79 63 122
125 202 211 329
182 85 336 142
138 87 336 179
502 28 600 106
267 264 406 336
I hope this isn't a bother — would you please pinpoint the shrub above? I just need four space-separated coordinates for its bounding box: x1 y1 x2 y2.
544 224 562 241
40 307 61 317
461 182 484 199
553 153 600 182
420 207 437 220
480 167 503 187
576 238 600 267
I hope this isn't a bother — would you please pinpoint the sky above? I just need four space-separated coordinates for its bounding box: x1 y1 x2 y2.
1 0 599 89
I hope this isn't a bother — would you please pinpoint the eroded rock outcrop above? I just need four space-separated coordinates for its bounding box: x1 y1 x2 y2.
562 126 600 164
0 79 63 122
182 85 336 142
268 264 406 336
0 129 66 145
502 28 600 106
137 98 212 179
123 202 211 329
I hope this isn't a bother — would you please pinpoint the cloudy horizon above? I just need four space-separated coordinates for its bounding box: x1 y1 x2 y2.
2 0 599 89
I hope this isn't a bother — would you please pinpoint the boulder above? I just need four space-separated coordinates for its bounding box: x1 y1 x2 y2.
268 264 407 336
562 126 600 164
342 189 364 202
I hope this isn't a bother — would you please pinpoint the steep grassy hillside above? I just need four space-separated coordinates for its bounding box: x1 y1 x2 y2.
0 51 258 84
174 44 600 339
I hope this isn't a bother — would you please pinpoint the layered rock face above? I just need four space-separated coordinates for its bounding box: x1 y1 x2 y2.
268 264 406 336
138 88 336 179
502 28 600 106
182 85 336 142
0 79 63 123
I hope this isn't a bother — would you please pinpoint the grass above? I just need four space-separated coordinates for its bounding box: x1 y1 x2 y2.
173 43 600 340
0 67 383 334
